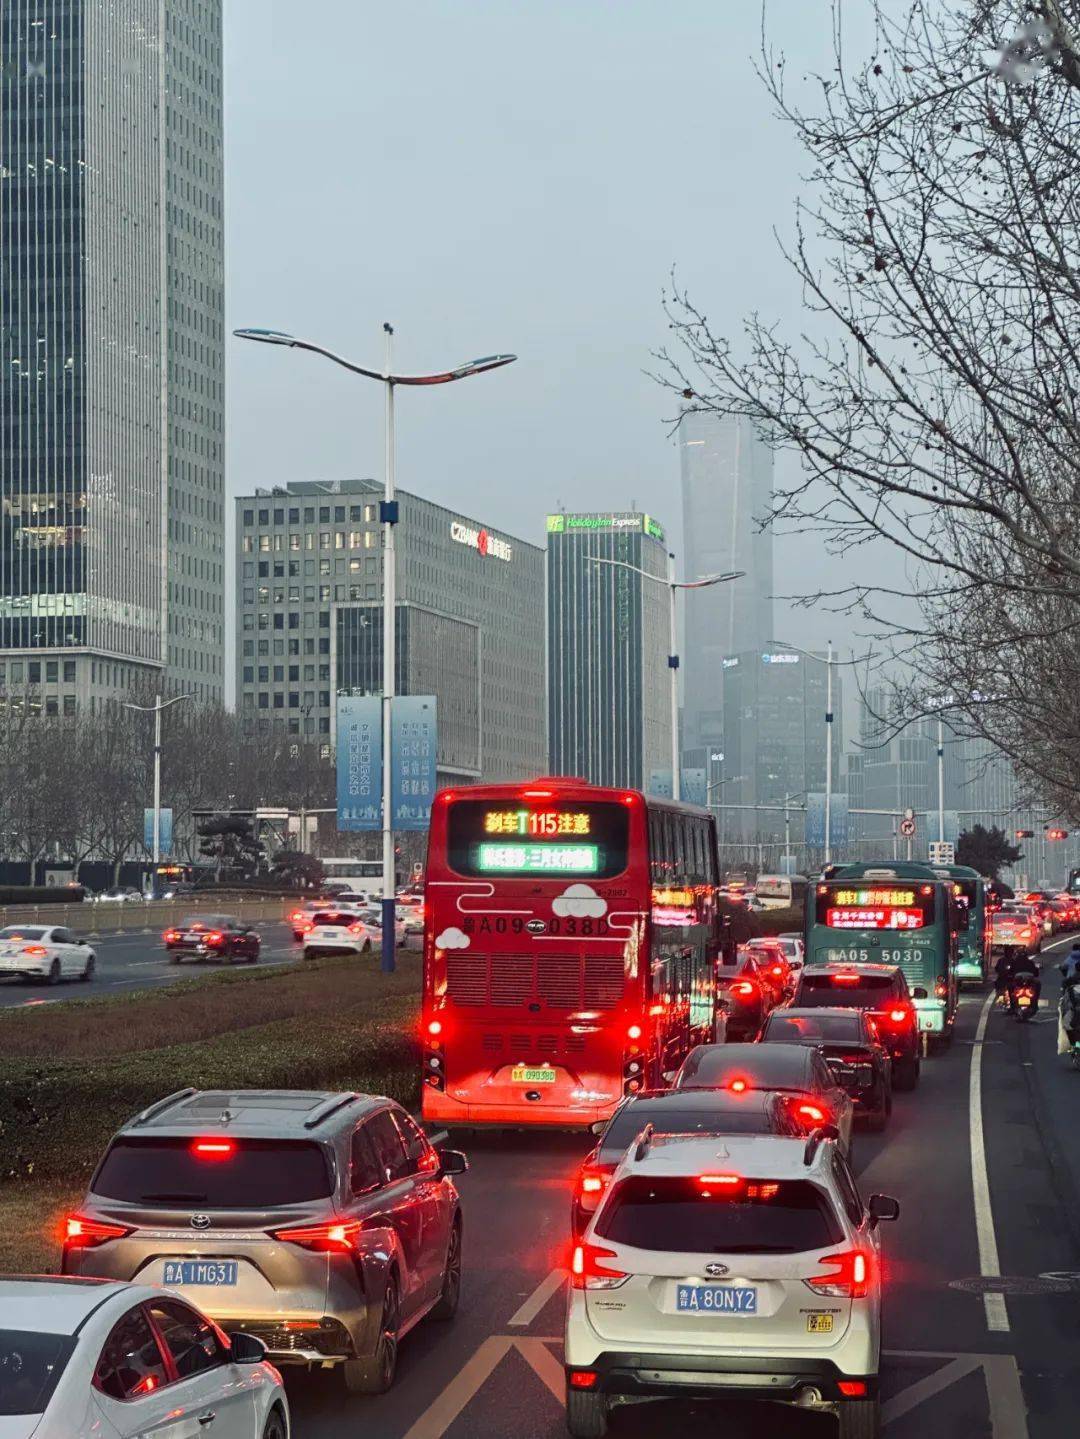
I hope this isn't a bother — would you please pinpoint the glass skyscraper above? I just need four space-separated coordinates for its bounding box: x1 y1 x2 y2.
680 413 774 754
0 0 224 713
546 512 670 789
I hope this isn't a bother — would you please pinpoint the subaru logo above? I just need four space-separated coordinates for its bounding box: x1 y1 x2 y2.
190 1214 211 1230
705 1262 729 1277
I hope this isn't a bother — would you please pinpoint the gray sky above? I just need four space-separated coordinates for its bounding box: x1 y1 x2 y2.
224 0 880 686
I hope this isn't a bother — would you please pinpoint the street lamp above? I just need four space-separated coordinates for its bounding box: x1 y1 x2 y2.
122 693 193 888
235 325 516 973
592 554 744 801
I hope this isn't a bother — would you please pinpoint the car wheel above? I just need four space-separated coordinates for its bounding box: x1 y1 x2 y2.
837 1396 881 1438
170 952 183 964
565 1385 608 1438
47 958 61 986
343 1278 399 1394
249 947 259 963
432 1219 462 1320
892 1055 919 1091
80 954 95 983
261 1407 287 1439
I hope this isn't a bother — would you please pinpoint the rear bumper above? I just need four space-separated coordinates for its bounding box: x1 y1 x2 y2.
218 1316 356 1366
422 1086 618 1130
568 1352 878 1403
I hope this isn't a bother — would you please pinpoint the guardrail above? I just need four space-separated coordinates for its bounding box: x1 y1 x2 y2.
0 897 291 937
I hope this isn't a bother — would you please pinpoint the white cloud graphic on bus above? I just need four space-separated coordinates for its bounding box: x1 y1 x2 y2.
552 884 608 919
435 926 471 950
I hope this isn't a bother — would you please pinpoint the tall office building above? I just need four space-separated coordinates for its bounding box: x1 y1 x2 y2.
680 413 774 753
0 0 225 713
547 512 670 789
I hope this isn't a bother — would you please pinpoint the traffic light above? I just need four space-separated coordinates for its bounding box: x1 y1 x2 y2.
1015 829 1035 838
1047 828 1069 841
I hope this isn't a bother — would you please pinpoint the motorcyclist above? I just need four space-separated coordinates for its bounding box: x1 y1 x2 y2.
995 945 1040 1013
1059 942 1080 985
1059 944 1080 1041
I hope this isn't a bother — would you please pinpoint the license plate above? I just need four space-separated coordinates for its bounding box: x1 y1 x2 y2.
163 1260 238 1286
511 1066 556 1084
676 1285 757 1314
807 1313 834 1333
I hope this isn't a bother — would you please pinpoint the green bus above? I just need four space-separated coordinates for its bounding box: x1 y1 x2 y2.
931 864 988 986
806 862 960 1046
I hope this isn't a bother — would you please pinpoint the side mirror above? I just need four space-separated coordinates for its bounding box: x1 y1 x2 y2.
438 1148 468 1177
661 1071 676 1085
911 987 928 1000
229 1332 267 1365
868 1193 900 1226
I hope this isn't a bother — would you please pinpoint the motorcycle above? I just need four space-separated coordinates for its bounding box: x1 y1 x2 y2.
1012 980 1038 1020
1059 981 1080 1065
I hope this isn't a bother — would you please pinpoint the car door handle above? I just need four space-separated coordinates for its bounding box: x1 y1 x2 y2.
198 1412 216 1427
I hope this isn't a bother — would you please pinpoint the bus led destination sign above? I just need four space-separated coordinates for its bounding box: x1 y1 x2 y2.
477 843 600 874
483 809 592 837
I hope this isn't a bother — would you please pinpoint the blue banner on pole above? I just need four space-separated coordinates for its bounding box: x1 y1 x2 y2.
648 769 707 804
337 696 382 831
391 696 437 831
143 807 173 855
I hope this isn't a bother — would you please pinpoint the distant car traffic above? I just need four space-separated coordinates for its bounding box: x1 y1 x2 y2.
163 916 260 964
0 924 96 984
671 1042 855 1158
715 950 785 1041
0 1276 288 1439
359 905 407 948
564 1129 898 1438
95 887 144 903
62 1088 467 1393
791 964 922 1091
288 897 341 941
301 908 374 957
760 1007 893 1132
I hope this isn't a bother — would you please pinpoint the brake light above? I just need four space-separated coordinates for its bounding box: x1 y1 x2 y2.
580 1172 606 1195
698 1173 742 1187
64 1214 133 1248
271 1218 363 1253
192 1139 235 1160
728 1077 748 1093
838 1380 868 1397
806 1249 872 1299
832 972 861 984
204 931 223 944
934 981 948 998
888 1007 910 1024
730 981 756 998
22 945 47 957
522 789 554 798
570 1243 627 1289
349 923 364 934
626 1023 642 1040
163 929 180 943
569 1370 598 1389
795 1103 828 1126
291 911 304 922
769 964 785 979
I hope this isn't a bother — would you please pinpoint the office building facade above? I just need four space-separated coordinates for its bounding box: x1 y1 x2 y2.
0 0 225 714
546 512 670 789
235 480 545 783
680 413 774 754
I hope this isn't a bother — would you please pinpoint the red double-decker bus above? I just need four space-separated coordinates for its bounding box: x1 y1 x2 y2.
421 777 725 1130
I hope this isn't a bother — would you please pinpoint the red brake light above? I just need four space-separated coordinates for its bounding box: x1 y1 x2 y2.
291 911 303 922
570 1243 627 1288
427 1019 443 1036
698 1173 742 1187
838 1380 868 1397
64 1214 132 1249
569 1370 598 1389
730 981 756 998
889 1008 909 1023
163 929 180 942
192 1139 235 1161
807 1249 872 1299
831 972 861 984
271 1218 363 1253
23 945 47 957
522 789 554 798
795 1102 828 1126
205 931 223 944
728 1077 748 1094
626 1023 642 1040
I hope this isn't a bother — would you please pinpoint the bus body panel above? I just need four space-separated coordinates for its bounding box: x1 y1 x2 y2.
421 781 722 1129
932 865 987 982
804 862 960 1037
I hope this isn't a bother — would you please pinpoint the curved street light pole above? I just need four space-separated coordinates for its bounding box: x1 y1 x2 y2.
592 555 744 802
235 326 516 972
122 693 193 886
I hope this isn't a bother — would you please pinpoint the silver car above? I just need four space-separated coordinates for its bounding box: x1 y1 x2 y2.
62 1089 467 1393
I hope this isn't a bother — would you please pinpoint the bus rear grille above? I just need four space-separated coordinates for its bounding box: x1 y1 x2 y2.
446 955 487 1006
584 957 625 1008
491 955 532 1006
445 953 626 1010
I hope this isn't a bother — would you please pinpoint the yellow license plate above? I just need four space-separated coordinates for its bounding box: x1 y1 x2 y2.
511 1066 557 1084
807 1313 834 1334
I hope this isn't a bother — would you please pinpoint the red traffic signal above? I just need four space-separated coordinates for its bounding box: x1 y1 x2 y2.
1047 828 1069 841
1015 829 1035 838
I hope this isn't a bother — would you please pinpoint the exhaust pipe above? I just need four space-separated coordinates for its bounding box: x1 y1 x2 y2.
793 1385 824 1408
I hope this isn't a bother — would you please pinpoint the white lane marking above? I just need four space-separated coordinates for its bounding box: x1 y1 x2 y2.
885 1351 1027 1439
508 1268 565 1326
970 990 1009 1332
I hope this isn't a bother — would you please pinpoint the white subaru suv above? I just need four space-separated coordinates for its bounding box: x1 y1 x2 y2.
564 1127 898 1438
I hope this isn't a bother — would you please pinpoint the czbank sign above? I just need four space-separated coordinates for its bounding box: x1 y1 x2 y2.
450 520 512 562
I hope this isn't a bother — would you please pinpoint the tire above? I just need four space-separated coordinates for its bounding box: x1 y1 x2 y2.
565 1386 608 1438
80 954 95 983
170 953 183 964
837 1397 881 1439
261 1408 287 1439
47 958 61 986
892 1055 919 1091
432 1219 462 1320
343 1279 399 1394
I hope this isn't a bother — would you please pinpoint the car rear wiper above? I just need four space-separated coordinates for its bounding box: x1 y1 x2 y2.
139 1192 208 1203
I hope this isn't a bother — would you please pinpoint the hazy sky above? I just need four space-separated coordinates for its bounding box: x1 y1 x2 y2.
224 0 880 679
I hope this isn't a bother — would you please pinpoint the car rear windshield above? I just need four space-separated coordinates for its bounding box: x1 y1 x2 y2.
93 1138 334 1207
677 1046 808 1088
311 912 356 926
0 927 45 940
599 1104 779 1160
595 1177 842 1254
798 974 895 1008
765 1012 862 1041
0 1329 76 1415
181 916 230 928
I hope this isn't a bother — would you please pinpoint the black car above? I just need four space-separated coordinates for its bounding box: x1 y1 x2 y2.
791 963 922 1091
163 914 260 964
760 1006 892 1131
571 1088 803 1236
714 950 783 1041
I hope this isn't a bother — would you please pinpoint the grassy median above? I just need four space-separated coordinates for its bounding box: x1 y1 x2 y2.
0 952 422 1273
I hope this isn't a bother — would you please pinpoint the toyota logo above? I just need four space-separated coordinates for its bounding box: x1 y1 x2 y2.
190 1214 211 1230
704 1262 729 1277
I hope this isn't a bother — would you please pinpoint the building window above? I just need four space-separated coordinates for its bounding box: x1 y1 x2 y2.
63 660 76 683
350 505 363 521
319 532 331 550
364 504 376 522
273 508 284 524
319 716 330 734
273 665 284 682
364 531 376 548
242 536 253 553
258 666 269 682
289 534 301 550
243 666 254 683
243 509 254 525
334 505 345 522
258 693 268 709
28 662 40 683
304 507 314 523
63 695 76 716
45 697 58 717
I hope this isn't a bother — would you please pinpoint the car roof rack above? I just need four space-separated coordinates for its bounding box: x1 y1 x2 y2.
303 1093 363 1129
130 1089 198 1127
633 1122 655 1162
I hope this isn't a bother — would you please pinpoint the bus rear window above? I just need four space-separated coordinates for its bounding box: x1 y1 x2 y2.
447 800 629 879
798 974 895 1008
595 1177 842 1254
93 1138 334 1207
815 884 935 931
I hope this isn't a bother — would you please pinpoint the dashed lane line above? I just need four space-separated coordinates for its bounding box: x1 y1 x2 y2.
970 990 1009 1333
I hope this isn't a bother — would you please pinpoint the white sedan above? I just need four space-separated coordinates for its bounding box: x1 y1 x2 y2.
360 905 407 947
0 1277 289 1439
0 924 96 983
301 908 375 956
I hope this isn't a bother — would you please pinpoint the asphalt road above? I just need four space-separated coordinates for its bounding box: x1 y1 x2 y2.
281 932 1080 1439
